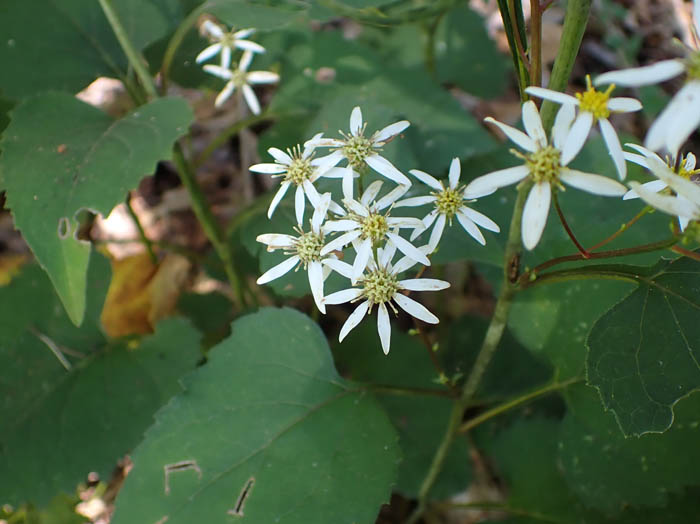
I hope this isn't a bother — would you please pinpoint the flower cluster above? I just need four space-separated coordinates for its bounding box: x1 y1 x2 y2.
252 107 500 354
197 19 278 112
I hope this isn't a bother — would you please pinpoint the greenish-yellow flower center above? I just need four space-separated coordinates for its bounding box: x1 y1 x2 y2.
359 213 389 244
294 230 324 266
342 134 374 170
231 68 247 87
576 75 613 120
361 268 399 305
434 187 463 219
284 146 314 186
526 145 561 183
685 51 700 80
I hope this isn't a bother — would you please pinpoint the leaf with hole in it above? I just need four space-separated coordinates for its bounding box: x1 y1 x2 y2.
0 93 193 325
586 255 700 436
112 308 399 524
0 0 182 99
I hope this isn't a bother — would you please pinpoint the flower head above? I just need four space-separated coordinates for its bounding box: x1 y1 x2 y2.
323 243 449 354
395 158 500 252
526 75 642 180
306 106 411 187
196 20 265 70
465 101 627 250
203 51 279 112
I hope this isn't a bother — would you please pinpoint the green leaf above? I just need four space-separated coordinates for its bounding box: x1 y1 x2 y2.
0 0 182 98
0 94 193 324
112 308 399 524
558 384 700 514
208 0 306 28
586 254 700 436
0 261 201 506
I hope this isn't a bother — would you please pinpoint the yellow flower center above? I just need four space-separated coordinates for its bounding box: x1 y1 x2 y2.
293 229 325 266
576 75 613 121
685 51 700 80
361 268 399 305
525 145 561 183
359 212 389 244
434 186 463 219
676 155 700 181
231 68 247 88
283 146 314 186
341 130 374 170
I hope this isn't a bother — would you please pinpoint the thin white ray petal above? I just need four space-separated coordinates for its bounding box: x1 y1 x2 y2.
257 255 299 284
624 143 662 160
256 233 295 249
409 222 427 242
322 232 362 257
303 179 322 208
308 261 325 314
344 198 370 217
594 60 685 87
685 152 697 171
422 209 439 229
428 214 446 253
239 50 253 71
464 165 529 198
561 111 593 166
203 64 232 80
323 219 359 233
521 182 551 251
375 184 409 210
214 82 236 107
456 212 486 245
448 157 461 189
387 216 424 229
379 241 397 268
387 232 431 266
267 147 292 164
373 120 410 143
241 84 261 115
310 191 330 233
235 40 266 54
552 104 576 150
623 152 649 168
267 181 290 218
622 179 667 200
339 300 370 342
220 46 231 70
322 258 354 279
525 86 579 106
352 239 373 282
196 43 222 63
648 157 700 203
408 169 443 190
607 97 642 113
377 303 392 354
365 155 411 186
395 195 437 208
202 20 224 38
325 287 363 305
630 182 700 218
599 118 627 179
679 215 691 231
294 185 305 226
393 293 439 324
247 71 280 85
249 163 286 174
560 168 627 196
312 150 344 174
521 100 547 147
350 106 363 135
233 28 255 39
342 167 355 201
460 206 500 232
661 82 700 155
400 278 450 291
361 180 384 206
484 117 536 152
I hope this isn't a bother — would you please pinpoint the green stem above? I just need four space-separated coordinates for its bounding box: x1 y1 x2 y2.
160 4 207 95
125 192 157 264
458 376 582 433
540 0 591 131
497 0 529 98
172 143 246 307
367 384 455 398
530 0 543 86
98 0 158 100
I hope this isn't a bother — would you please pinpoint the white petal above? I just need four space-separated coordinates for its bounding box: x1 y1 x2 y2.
379 241 397 268
464 165 529 198
308 261 325 314
685 152 697 171
202 20 224 39
303 179 322 208
522 100 547 147
312 150 344 174
594 60 685 87
235 40 267 54
623 152 649 168
387 216 424 229
322 258 354 279
239 50 253 71
220 46 231 70
460 207 500 232
422 209 439 230
325 287 363 305
214 82 236 107
562 111 593 166
256 233 295 249
448 157 461 189
625 143 661 159
323 219 359 233
339 300 370 342
361 180 384 206
233 28 255 39
658 82 700 155
375 184 409 210
428 214 446 253
294 185 305 226
630 182 700 218
525 86 579 106
552 104 576 150
607 97 642 113
352 238 373 282
456 212 486 245
242 84 261 115
310 191 329 233
267 181 291 218
247 71 280 85
342 167 355 201
521 182 551 250
409 169 443 190
394 195 437 208
320 230 361 255
249 162 286 174
648 157 700 203
560 168 627 196
344 198 369 217
387 232 430 266
679 215 691 231
622 179 667 200
373 120 410 143
484 117 536 152
400 278 450 291
257 255 299 284
267 147 292 164
393 293 439 324
599 118 627 180
203 64 232 80
365 155 411 186
377 303 392 354
196 43 222 63
350 106 363 135
644 84 692 153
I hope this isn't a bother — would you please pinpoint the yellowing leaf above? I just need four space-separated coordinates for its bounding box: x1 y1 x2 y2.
0 254 27 286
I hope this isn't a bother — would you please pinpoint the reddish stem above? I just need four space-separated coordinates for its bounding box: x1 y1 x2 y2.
553 191 590 258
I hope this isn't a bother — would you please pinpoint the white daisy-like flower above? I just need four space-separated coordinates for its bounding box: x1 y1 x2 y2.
196 20 265 70
464 101 628 250
594 1 700 155
203 51 279 111
525 76 642 180
256 194 336 313
323 243 449 355
394 157 500 253
306 106 412 189
623 146 700 230
249 137 346 225
321 180 426 281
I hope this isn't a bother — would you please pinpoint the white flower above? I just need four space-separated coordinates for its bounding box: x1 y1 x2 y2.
196 20 265 70
624 146 700 229
203 51 279 112
249 137 346 225
525 76 642 180
394 157 500 252
321 180 426 281
323 243 449 354
256 194 336 313
305 106 411 188
594 1 700 155
464 101 628 250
